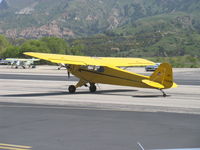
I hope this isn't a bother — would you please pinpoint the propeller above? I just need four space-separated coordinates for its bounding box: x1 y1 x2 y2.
67 70 70 79
66 65 71 79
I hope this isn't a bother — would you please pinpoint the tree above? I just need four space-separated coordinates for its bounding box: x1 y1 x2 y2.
0 34 10 57
2 46 21 58
69 40 84 55
41 37 69 54
20 40 50 55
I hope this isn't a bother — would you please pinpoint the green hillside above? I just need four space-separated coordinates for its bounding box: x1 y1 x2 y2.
0 0 200 67
1 0 200 37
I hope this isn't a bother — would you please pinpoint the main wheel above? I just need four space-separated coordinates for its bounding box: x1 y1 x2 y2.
89 84 96 93
68 85 76 93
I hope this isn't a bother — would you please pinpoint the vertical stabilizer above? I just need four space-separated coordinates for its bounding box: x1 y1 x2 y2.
150 63 176 89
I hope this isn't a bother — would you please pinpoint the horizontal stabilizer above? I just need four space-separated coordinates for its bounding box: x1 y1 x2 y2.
172 82 178 88
142 79 164 89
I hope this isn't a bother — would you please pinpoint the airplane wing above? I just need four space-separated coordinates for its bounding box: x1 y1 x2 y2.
24 52 155 67
101 57 155 67
24 52 105 66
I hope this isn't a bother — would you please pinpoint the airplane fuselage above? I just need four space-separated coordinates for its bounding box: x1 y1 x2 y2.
69 65 152 89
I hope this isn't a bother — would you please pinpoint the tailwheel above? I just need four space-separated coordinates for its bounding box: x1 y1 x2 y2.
160 89 167 97
68 85 76 93
89 84 96 93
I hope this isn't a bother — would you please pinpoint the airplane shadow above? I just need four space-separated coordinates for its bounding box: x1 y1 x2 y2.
94 89 170 98
132 95 171 98
1 89 169 98
1 89 137 97
94 89 137 95
1 92 68 97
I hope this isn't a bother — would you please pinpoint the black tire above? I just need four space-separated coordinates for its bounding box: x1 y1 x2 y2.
68 85 76 93
89 84 96 93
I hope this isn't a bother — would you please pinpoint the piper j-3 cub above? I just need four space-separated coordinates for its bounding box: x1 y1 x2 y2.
24 52 177 97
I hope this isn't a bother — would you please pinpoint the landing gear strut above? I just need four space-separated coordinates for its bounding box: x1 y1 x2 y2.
160 89 167 97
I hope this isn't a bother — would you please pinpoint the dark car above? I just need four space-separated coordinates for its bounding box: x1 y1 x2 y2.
145 63 160 72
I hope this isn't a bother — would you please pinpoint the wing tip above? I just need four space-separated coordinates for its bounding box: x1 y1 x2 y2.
23 52 33 55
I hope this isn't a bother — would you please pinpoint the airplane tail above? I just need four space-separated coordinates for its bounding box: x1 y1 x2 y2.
142 63 177 89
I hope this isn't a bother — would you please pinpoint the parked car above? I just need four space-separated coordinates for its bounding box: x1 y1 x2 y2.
0 59 10 65
145 63 161 72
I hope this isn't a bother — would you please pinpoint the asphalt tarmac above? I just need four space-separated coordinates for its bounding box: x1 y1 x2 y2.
0 71 199 85
0 102 200 150
0 65 200 150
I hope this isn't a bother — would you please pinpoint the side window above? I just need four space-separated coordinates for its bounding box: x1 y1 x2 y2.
97 66 104 72
87 65 95 70
86 66 105 72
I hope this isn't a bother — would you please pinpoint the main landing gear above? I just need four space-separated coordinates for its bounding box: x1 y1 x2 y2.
68 83 97 93
68 85 76 93
89 84 96 93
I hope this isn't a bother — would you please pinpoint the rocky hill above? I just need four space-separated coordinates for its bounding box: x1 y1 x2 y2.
0 0 200 38
0 0 9 9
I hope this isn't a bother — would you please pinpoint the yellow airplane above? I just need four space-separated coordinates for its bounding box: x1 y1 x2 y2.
24 52 177 97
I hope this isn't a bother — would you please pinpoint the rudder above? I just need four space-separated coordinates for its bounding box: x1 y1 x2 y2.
150 63 175 89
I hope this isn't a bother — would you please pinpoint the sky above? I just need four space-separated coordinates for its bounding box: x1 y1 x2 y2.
0 0 2 3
